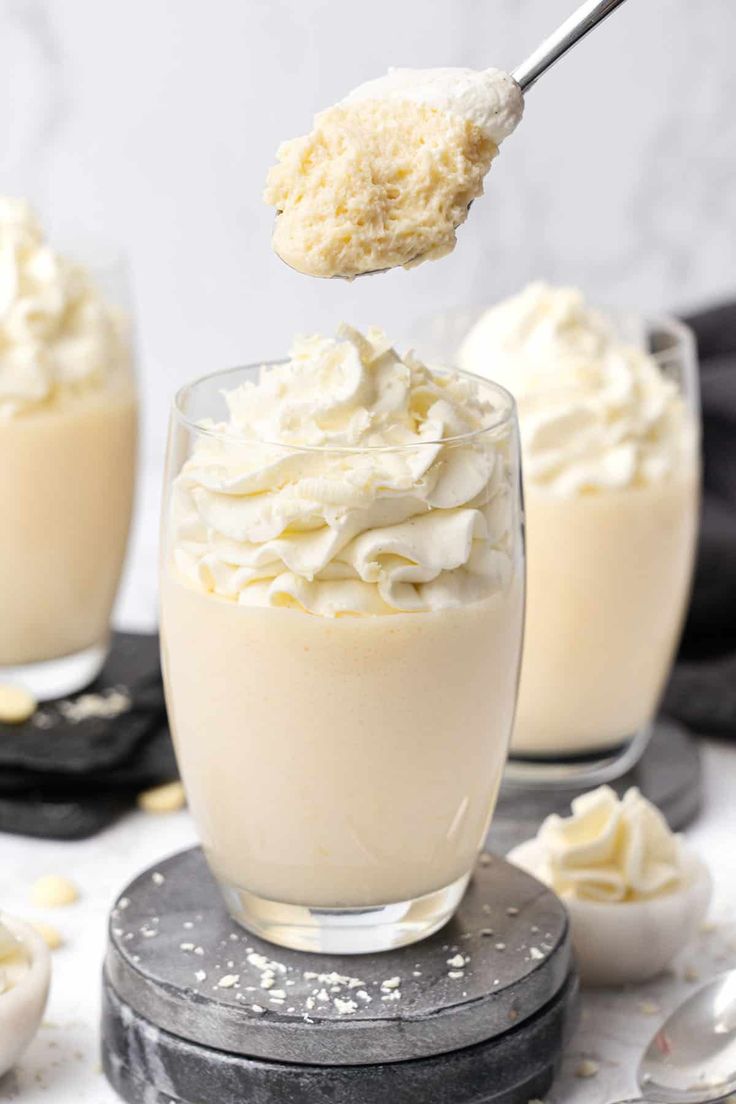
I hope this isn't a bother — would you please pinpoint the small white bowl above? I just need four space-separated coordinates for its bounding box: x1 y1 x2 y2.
509 841 711 987
0 915 51 1077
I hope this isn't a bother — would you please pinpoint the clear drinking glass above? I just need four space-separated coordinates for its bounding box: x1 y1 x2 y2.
160 362 525 953
413 308 701 787
0 254 138 700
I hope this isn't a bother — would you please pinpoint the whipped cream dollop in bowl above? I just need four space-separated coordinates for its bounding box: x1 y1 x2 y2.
160 326 525 952
264 67 523 279
509 786 711 986
0 914 51 1077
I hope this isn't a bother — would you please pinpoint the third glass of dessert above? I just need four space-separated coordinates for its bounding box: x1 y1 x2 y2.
0 198 138 699
160 325 524 952
431 283 700 783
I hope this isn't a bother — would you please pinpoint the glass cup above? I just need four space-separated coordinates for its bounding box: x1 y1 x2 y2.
413 308 701 787
160 362 525 953
0 254 138 700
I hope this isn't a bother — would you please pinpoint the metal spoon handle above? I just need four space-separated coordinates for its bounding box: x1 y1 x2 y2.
512 0 630 93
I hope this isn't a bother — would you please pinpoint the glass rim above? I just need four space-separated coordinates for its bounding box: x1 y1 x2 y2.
172 359 518 455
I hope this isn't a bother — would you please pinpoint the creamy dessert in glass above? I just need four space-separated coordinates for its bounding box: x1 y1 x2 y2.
264 68 523 279
161 325 524 952
456 283 700 779
0 198 137 698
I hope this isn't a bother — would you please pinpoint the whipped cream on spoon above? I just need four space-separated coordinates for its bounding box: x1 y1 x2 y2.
266 0 630 280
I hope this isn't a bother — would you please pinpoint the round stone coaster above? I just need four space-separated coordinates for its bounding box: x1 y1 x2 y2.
102 969 579 1104
103 846 573 1068
490 718 702 854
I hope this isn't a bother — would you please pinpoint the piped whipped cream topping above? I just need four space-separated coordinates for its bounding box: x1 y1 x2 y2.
0 920 27 996
459 283 697 496
518 785 685 903
0 197 129 419
170 326 515 616
343 67 524 146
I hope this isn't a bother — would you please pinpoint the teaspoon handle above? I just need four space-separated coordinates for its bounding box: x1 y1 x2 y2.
512 0 630 93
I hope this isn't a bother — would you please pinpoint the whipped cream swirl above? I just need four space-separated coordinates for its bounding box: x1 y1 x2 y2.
343 67 524 146
171 326 515 616
523 785 685 903
0 196 129 419
459 283 697 496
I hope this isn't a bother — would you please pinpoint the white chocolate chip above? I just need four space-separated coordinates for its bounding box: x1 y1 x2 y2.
0 684 36 724
137 781 186 813
575 1058 599 1078
30 874 79 908
217 974 239 988
380 976 400 991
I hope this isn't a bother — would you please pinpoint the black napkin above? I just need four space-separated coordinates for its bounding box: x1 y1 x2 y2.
0 632 177 839
663 301 736 736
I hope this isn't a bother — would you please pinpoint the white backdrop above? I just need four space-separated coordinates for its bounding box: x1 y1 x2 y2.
2 0 735 623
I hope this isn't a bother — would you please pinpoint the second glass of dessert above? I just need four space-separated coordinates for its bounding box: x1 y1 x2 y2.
0 198 138 699
160 325 524 952
455 283 700 782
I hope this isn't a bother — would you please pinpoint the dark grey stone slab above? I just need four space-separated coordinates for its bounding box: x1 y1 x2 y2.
104 847 571 1066
102 968 579 1104
490 718 702 854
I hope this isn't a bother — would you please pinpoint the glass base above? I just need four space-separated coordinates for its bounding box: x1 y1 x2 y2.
0 640 108 701
504 725 653 789
220 872 471 954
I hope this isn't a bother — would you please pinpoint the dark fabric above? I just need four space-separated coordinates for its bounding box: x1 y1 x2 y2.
0 632 176 839
664 301 736 736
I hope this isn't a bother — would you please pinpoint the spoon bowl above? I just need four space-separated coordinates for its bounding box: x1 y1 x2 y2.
637 971 736 1103
275 0 630 280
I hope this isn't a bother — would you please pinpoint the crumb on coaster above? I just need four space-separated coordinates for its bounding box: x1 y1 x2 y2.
32 921 64 950
137 781 186 814
0 684 37 724
31 875 79 909
575 1058 599 1078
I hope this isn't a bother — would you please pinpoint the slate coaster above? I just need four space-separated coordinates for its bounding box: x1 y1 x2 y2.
0 632 176 840
102 970 578 1104
104 847 573 1066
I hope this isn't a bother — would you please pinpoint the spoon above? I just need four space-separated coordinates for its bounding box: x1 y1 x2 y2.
513 0 630 93
275 0 631 279
611 970 736 1104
